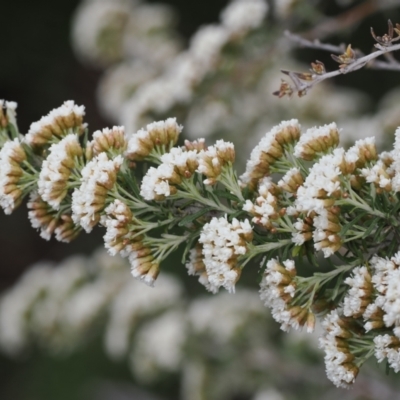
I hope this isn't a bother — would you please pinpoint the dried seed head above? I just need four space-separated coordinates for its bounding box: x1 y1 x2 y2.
126 118 183 161
25 101 85 147
87 126 128 157
197 140 235 185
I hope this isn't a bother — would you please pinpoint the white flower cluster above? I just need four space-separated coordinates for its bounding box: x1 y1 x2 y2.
131 310 186 381
140 138 235 200
293 122 339 160
72 153 123 232
387 127 400 191
0 138 27 214
25 100 85 147
87 125 127 157
370 253 400 336
319 310 358 388
140 146 198 201
199 216 252 293
72 0 134 66
0 99 17 129
38 134 83 209
374 334 400 372
259 258 315 333
3 249 326 399
120 0 269 133
361 154 393 192
243 177 278 227
221 0 269 34
105 273 182 360
240 119 301 189
188 290 265 344
126 117 183 161
0 264 51 355
319 251 400 387
197 139 235 185
343 266 372 318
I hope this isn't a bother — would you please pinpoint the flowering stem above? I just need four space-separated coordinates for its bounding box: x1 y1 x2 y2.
177 180 234 214
150 233 189 261
250 239 292 257
218 165 244 202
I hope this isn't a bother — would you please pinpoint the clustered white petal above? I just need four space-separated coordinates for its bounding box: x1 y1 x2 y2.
72 153 123 232
220 0 268 34
343 266 372 318
199 216 252 294
0 138 26 214
370 253 400 334
38 134 82 210
25 100 85 146
259 258 308 333
319 310 358 388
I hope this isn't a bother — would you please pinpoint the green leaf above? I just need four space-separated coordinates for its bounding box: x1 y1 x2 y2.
370 183 376 203
363 218 378 238
340 212 368 237
331 271 345 301
292 246 302 257
181 232 200 263
8 122 19 140
178 206 213 227
213 190 238 202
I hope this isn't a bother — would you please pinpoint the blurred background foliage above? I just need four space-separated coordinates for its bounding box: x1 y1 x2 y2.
2 0 400 399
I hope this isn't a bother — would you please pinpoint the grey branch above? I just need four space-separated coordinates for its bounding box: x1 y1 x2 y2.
285 30 400 72
278 32 400 97
284 31 348 55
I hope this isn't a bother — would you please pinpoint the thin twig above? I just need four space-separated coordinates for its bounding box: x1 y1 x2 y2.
275 21 400 97
285 30 400 72
286 42 400 92
284 30 347 55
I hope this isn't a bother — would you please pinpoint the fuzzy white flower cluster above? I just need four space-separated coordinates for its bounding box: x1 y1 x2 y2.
120 0 269 133
0 138 27 214
388 127 400 191
243 177 278 227
72 0 133 62
361 155 393 191
25 100 85 147
126 117 183 160
197 139 235 185
370 253 400 335
140 146 198 201
188 290 265 344
259 258 312 333
293 122 339 160
221 0 268 34
0 264 51 355
199 216 252 293
319 310 358 388
374 334 400 372
0 99 17 128
38 134 82 209
239 119 301 188
343 266 372 318
293 149 344 257
105 274 182 360
132 310 186 381
72 153 123 232
295 149 343 215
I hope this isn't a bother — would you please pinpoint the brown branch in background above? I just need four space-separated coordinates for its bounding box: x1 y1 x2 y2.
301 0 398 40
275 20 400 98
